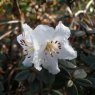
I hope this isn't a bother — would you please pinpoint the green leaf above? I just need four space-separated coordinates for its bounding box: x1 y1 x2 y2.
59 60 77 69
30 80 40 94
38 69 55 86
0 92 5 95
73 69 87 79
75 79 92 87
80 54 95 70
67 84 78 95
79 22 92 32
87 78 95 88
52 90 63 95
74 31 85 37
23 90 32 95
0 82 4 91
53 67 71 89
59 67 71 78
15 70 30 81
24 81 40 95
27 72 36 83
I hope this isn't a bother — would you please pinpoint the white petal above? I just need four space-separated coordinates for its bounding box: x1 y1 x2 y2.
58 40 77 60
31 25 54 51
17 34 27 48
23 53 33 67
33 50 44 71
42 54 60 74
55 21 70 40
22 23 33 46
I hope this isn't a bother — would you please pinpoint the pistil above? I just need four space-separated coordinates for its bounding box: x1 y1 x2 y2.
45 40 61 57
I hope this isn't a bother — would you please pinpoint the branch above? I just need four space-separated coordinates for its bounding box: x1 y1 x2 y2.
85 0 93 12
66 6 73 16
70 0 93 29
0 20 20 25
12 0 21 19
12 0 24 23
0 27 18 40
75 0 93 17
75 10 86 17
12 0 24 33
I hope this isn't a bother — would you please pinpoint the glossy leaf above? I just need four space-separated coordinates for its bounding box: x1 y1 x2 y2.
0 92 5 95
67 84 78 95
53 67 71 89
38 69 55 86
27 72 36 83
80 54 95 70
24 80 40 95
30 80 40 94
52 90 63 95
73 69 87 79
15 70 30 81
59 60 77 69
75 79 92 87
87 78 95 88
74 31 85 37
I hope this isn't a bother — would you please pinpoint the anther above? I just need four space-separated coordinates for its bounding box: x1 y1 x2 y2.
59 45 61 47
58 42 61 45
58 45 61 48
50 53 53 57
55 41 58 43
51 41 53 43
56 52 59 54
58 46 61 49
28 56 31 58
20 40 27 46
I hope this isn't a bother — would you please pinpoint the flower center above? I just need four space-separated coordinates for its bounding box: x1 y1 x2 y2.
45 40 61 57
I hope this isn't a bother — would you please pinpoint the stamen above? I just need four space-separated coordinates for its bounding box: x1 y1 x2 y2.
51 41 53 43
59 45 61 48
58 42 61 45
58 45 61 49
56 52 59 54
45 40 61 56
50 53 53 57
28 56 31 58
20 40 27 46
55 41 58 43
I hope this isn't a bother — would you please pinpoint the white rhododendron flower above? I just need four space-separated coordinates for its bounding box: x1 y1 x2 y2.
17 21 77 74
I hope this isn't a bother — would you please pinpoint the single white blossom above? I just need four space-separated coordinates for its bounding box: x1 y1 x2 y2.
17 21 77 75
31 21 77 74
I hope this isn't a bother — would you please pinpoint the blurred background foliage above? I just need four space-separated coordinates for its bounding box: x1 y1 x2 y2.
0 0 95 95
